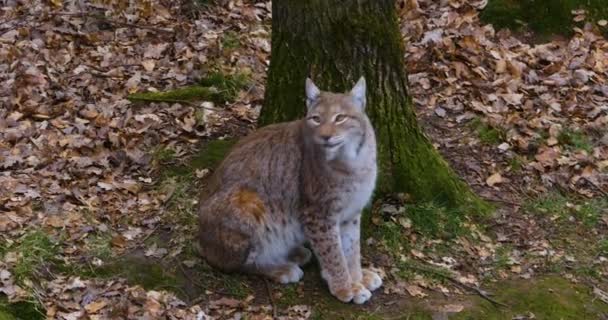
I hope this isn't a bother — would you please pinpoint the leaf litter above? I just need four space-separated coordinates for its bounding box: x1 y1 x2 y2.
1 0 269 318
1 0 608 318
395 0 608 310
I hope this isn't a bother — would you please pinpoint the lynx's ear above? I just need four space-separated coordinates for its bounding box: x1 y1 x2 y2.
305 78 321 109
350 76 366 110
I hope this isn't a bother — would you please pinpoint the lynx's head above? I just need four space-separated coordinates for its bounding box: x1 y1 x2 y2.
303 77 371 159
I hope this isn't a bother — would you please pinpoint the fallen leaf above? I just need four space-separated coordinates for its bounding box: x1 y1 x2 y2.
443 304 464 313
435 107 447 118
593 287 608 304
210 297 241 308
405 284 427 297
535 147 559 167
84 300 107 314
486 172 503 186
111 235 127 248
142 60 156 72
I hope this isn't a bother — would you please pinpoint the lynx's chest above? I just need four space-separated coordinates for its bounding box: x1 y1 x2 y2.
337 163 377 222
335 135 377 221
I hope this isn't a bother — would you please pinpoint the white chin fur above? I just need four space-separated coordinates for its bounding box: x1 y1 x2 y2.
323 147 340 161
324 143 342 150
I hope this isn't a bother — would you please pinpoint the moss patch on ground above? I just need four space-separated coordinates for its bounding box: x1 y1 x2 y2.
0 310 11 320
557 128 593 153
128 86 223 104
91 256 183 291
0 231 63 319
8 231 60 284
161 139 236 179
454 276 608 319
128 71 250 105
524 192 608 227
481 0 608 37
0 297 43 320
469 118 506 145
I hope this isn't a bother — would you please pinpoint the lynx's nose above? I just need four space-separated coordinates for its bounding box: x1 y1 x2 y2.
320 135 332 142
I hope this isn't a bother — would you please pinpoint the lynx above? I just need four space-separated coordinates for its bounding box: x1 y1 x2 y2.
198 77 382 304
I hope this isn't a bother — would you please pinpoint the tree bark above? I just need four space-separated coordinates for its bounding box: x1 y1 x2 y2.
260 0 489 213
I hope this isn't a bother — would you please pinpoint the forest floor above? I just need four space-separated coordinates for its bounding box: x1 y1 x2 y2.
1 0 608 319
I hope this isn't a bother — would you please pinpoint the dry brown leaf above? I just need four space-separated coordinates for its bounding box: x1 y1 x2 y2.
486 172 503 186
535 147 560 167
405 284 427 297
593 287 608 304
443 304 465 313
111 235 127 248
84 300 107 314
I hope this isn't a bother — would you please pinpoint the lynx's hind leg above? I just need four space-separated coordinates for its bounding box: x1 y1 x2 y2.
199 187 267 272
198 218 252 272
244 224 307 283
252 263 304 284
288 246 312 266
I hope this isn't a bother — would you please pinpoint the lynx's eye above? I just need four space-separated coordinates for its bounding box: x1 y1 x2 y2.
308 115 321 125
334 114 348 123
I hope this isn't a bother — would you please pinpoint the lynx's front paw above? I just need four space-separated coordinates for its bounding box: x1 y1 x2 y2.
361 269 382 291
331 282 372 304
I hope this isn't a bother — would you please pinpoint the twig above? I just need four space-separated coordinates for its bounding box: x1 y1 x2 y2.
583 177 608 197
52 11 174 34
226 83 256 108
128 96 224 112
406 261 509 308
263 277 279 318
84 63 140 72
189 295 206 307
479 195 521 206
137 225 160 247
177 261 208 304
107 20 174 34
446 277 509 308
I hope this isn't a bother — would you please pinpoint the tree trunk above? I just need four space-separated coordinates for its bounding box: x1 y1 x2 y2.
260 0 489 213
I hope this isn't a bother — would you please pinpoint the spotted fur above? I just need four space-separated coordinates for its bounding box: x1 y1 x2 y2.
198 77 382 304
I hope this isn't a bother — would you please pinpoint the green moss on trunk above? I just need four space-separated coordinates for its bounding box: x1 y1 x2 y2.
260 0 489 213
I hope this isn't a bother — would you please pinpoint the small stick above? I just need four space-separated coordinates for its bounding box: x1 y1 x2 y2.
479 195 521 206
263 277 279 318
51 11 174 33
446 277 509 308
583 177 608 197
106 20 174 34
128 96 224 112
226 83 256 108
406 262 509 308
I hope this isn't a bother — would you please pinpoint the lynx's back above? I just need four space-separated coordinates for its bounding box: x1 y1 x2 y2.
210 121 304 205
